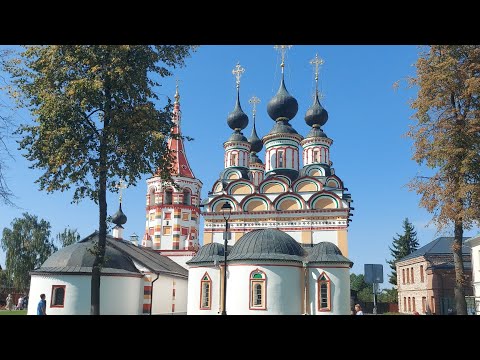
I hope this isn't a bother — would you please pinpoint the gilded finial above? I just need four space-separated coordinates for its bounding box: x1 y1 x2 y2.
274 45 293 73
309 53 324 93
249 95 261 119
232 62 245 90
312 91 325 102
115 179 127 204
174 79 181 104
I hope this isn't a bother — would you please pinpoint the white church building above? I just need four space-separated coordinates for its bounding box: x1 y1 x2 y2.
28 224 188 315
187 228 352 315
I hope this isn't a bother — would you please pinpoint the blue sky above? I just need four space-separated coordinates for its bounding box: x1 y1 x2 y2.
1 45 477 287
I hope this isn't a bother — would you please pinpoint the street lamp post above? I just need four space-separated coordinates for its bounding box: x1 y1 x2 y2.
221 201 232 315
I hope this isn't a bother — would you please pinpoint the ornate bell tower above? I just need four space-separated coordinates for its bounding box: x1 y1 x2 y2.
143 83 203 268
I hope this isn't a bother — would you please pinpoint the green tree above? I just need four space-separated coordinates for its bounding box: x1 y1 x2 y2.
56 228 81 248
1 213 57 291
386 218 419 285
4 45 195 314
350 273 373 302
406 46 480 315
350 273 368 292
378 288 398 303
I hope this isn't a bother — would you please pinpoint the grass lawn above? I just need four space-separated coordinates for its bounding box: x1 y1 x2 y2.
0 310 27 315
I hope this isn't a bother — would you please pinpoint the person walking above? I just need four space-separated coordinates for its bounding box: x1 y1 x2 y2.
37 294 46 315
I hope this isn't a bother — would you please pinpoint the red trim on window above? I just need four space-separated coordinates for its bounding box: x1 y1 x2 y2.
317 272 331 312
50 285 66 308
200 272 212 310
249 269 267 310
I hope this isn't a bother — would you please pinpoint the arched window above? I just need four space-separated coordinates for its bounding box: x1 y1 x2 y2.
200 273 212 310
50 285 66 308
411 267 414 283
420 265 424 282
317 272 331 312
164 189 173 205
250 269 266 310
278 150 284 168
183 189 191 205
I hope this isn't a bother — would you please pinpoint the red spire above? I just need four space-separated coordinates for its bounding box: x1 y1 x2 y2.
167 86 195 179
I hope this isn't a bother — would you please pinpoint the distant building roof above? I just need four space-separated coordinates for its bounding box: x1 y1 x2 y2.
398 237 471 262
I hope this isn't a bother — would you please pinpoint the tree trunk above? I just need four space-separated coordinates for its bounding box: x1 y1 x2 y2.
91 140 108 315
91 63 111 315
453 220 467 315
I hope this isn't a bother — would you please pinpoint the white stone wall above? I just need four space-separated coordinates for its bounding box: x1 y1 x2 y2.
28 274 143 315
151 275 188 315
312 230 338 245
308 267 350 315
187 266 221 315
226 263 303 315
166 254 195 270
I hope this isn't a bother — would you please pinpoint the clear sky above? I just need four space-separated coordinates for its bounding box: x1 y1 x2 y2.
1 45 477 287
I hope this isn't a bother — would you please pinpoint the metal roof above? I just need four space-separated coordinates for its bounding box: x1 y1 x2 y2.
106 235 188 278
398 237 471 262
32 231 188 279
306 242 353 266
227 229 305 262
186 242 227 265
37 239 140 274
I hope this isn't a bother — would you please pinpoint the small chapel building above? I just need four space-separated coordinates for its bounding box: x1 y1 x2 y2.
27 206 188 315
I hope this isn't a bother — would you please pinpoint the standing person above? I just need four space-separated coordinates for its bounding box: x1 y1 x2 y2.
37 294 46 315
17 295 24 310
355 304 364 315
5 294 13 311
22 296 28 310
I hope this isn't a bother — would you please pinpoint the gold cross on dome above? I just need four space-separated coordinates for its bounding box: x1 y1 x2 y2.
274 45 293 71
174 79 182 103
232 62 245 89
249 96 261 117
116 180 127 204
309 53 324 82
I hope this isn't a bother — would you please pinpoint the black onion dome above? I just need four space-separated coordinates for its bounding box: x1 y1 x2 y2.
112 203 127 226
228 228 305 262
227 92 249 130
227 129 248 142
305 92 328 127
249 123 263 153
305 126 327 139
267 75 298 121
249 153 263 164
